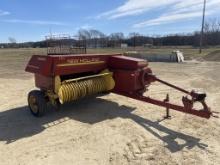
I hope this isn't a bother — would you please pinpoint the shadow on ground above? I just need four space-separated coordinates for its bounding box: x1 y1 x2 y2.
0 97 207 153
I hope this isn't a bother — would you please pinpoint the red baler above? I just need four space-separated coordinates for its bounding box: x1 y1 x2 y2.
25 53 214 118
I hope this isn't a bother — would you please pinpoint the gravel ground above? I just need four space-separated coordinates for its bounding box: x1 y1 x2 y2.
0 54 219 165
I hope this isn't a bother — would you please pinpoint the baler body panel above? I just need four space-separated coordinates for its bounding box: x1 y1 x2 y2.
108 56 148 70
26 53 152 94
26 54 122 76
108 56 151 93
52 54 111 76
112 70 143 93
35 74 53 90
25 55 52 76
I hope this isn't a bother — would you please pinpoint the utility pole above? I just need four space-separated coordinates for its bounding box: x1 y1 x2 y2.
199 0 207 54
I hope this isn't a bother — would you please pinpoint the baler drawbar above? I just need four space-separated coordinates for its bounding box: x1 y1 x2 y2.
25 53 216 118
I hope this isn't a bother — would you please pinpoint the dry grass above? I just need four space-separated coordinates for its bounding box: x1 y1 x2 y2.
0 46 219 79
0 46 219 59
87 46 220 60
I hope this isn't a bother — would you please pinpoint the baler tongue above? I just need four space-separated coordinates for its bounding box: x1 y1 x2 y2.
137 75 216 119
188 91 219 118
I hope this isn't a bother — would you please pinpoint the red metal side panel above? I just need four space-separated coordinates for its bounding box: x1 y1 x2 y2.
25 54 122 76
25 55 53 76
35 74 53 90
113 70 144 93
108 56 148 70
51 54 122 76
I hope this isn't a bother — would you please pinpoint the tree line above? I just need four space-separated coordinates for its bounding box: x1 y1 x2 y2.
1 20 220 48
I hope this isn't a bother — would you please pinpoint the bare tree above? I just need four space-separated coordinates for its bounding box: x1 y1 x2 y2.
8 37 17 48
8 37 16 44
109 32 124 40
89 29 105 48
109 32 124 47
129 32 140 48
202 19 220 46
78 29 90 48
89 29 105 38
78 29 91 40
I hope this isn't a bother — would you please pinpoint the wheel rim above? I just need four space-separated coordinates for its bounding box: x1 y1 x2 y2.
29 95 38 114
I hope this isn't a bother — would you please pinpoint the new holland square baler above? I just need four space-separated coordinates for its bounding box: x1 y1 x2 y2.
25 53 216 119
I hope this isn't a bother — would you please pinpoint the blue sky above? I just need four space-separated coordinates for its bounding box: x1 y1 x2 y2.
0 0 220 43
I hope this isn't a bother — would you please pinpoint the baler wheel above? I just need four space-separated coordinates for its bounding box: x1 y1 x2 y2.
28 90 47 117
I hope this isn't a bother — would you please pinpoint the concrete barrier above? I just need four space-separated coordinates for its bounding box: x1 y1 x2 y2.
125 50 184 63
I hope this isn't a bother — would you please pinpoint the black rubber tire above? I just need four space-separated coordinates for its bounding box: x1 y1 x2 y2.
28 90 47 117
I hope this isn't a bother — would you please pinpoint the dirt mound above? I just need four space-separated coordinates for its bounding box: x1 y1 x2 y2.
204 50 220 61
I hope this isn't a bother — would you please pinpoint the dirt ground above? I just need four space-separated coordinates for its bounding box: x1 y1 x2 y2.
0 50 220 165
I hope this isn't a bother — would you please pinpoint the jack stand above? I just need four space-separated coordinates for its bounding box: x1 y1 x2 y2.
164 94 171 119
